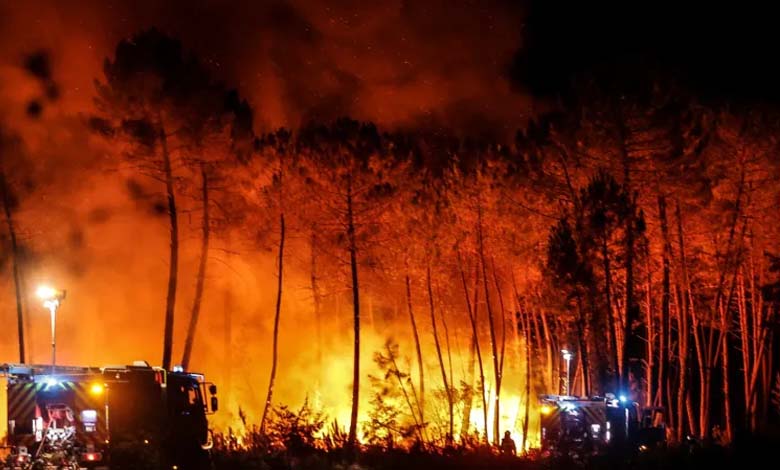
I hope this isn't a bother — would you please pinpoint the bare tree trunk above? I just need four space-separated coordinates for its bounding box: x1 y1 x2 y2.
622 207 637 393
702 161 745 440
521 306 531 453
738 267 750 430
691 304 709 440
575 293 591 396
529 309 543 378
427 265 453 441
160 123 178 371
311 230 323 370
686 390 698 438
405 272 425 424
602 236 620 386
260 212 285 433
675 282 687 440
1 170 25 364
346 175 361 448
644 242 654 408
616 106 638 394
491 260 507 393
182 165 210 370
462 334 476 435
477 205 501 445
719 301 732 443
438 284 455 415
540 311 554 393
746 253 766 431
457 253 475 437
675 201 692 441
458 250 488 443
657 195 671 414
491 259 509 443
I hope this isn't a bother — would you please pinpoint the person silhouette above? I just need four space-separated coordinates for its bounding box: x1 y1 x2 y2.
501 430 517 456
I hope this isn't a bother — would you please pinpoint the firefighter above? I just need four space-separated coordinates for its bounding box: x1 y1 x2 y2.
500 430 517 456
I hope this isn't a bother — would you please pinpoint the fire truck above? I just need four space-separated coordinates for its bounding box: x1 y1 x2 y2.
1 361 218 470
539 394 665 455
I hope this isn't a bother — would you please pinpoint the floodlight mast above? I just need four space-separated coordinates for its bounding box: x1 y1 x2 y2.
36 285 66 374
561 349 573 395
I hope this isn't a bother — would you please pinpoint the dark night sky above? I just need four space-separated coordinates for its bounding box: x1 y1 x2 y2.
512 1 780 105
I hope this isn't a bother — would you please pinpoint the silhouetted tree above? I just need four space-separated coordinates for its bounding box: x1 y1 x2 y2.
93 29 252 370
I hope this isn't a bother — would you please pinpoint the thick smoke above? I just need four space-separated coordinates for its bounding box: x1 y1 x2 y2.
0 0 528 134
0 0 532 437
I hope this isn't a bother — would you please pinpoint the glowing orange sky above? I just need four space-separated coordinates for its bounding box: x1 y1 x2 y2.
0 0 529 136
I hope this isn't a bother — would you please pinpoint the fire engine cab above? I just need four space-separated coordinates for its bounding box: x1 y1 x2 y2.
539 394 665 455
1 361 218 470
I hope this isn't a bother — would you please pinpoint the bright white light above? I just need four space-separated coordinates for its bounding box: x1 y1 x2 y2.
561 349 573 361
173 365 184 373
46 378 58 387
36 285 58 300
619 395 627 403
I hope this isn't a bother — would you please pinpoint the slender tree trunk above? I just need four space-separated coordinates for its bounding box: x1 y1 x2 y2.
644 242 654 408
491 260 507 393
346 176 361 448
160 123 178 371
602 236 620 388
1 171 25 364
438 285 456 417
616 104 638 394
738 268 751 431
182 165 210 370
458 251 488 443
675 282 687 440
719 302 732 443
427 265 453 440
311 230 323 370
675 201 691 441
260 212 285 433
657 195 671 414
521 306 531 453
462 334 476 436
477 205 501 445
405 272 425 424
575 293 591 396
622 207 637 392
691 306 709 440
491 259 509 443
528 308 543 380
686 390 698 438
540 311 554 393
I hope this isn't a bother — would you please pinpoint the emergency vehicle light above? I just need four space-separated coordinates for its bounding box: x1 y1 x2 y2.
540 404 552 415
90 383 104 395
619 395 627 403
81 452 102 462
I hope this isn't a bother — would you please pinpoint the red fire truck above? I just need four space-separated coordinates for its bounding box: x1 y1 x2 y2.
539 394 665 455
1 361 218 470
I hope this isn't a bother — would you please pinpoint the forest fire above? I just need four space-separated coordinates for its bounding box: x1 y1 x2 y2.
2 1 780 469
